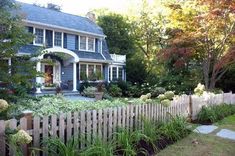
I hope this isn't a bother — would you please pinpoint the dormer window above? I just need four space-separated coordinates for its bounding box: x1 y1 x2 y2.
54 32 62 47
35 28 43 44
79 36 95 52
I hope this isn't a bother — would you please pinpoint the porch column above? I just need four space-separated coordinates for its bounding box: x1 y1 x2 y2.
36 61 42 93
73 62 77 92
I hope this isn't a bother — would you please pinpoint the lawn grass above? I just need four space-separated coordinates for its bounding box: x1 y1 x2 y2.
157 114 235 156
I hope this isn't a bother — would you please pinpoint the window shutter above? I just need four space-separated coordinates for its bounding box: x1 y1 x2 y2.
75 35 78 50
63 33 67 48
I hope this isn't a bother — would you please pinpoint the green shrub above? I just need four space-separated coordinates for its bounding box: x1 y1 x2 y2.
127 84 141 97
150 86 166 98
159 116 191 142
197 104 235 124
79 80 90 93
108 84 122 97
83 87 97 98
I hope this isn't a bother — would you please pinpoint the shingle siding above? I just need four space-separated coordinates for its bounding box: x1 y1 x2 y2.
67 34 76 50
61 64 73 82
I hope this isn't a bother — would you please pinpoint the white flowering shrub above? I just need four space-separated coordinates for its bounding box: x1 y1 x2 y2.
194 83 205 96
0 99 9 112
158 94 166 101
140 93 151 101
164 91 175 100
161 99 171 107
10 130 32 145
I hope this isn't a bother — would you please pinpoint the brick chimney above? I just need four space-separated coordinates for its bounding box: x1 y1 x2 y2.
86 11 96 23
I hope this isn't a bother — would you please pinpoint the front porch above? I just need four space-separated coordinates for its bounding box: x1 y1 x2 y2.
35 47 80 93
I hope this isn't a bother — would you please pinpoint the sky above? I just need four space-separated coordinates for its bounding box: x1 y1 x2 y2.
16 0 152 16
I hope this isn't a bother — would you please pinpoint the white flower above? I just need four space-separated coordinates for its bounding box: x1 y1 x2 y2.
10 130 32 144
0 99 9 112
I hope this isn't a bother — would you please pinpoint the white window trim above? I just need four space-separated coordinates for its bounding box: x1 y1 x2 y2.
79 63 103 81
79 36 96 52
33 27 45 46
54 31 62 47
108 65 124 82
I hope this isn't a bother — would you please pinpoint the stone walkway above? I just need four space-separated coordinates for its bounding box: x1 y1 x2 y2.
65 95 95 101
194 125 235 141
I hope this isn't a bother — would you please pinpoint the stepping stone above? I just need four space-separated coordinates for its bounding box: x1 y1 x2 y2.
193 125 218 134
216 129 235 141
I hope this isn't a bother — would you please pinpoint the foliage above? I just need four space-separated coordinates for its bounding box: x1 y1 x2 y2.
83 87 97 98
197 104 235 124
79 80 90 93
126 84 141 98
108 84 122 97
164 91 174 100
11 96 127 116
97 13 135 55
42 137 79 156
159 116 192 142
163 0 235 90
80 138 115 156
0 0 38 102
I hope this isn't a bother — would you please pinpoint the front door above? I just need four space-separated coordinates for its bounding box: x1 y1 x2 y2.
45 65 53 84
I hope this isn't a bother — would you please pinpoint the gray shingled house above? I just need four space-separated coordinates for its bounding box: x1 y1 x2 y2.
14 2 126 93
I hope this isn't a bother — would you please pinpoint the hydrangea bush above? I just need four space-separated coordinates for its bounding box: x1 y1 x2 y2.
194 83 205 96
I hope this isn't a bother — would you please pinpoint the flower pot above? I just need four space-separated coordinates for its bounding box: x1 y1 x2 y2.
94 92 104 101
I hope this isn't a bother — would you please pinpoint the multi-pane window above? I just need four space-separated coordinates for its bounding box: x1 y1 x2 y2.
112 67 117 81
118 67 123 80
79 36 95 52
88 65 94 78
88 37 95 51
35 28 43 44
79 64 103 81
79 36 86 50
80 64 87 80
54 32 62 46
109 66 125 82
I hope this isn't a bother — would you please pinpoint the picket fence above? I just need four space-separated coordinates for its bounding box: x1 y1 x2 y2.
0 92 235 156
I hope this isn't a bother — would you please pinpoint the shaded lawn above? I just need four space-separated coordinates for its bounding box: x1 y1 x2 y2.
157 114 235 156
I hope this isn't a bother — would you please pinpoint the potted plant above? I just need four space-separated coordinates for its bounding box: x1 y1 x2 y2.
94 82 105 101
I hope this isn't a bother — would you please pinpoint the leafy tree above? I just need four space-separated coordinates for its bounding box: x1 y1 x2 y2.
97 13 135 55
163 0 235 90
0 0 37 101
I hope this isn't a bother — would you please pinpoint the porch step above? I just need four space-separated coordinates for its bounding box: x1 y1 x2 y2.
34 90 80 97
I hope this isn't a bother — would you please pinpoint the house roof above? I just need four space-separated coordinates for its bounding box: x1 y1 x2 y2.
18 45 113 61
17 2 105 36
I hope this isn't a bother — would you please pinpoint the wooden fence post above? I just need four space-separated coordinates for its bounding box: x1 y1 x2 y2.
188 95 193 121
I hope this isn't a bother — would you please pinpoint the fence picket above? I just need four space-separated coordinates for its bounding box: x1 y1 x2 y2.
59 114 65 143
0 121 5 155
67 112 72 140
80 111 85 148
20 117 27 156
73 112 79 136
92 110 97 143
103 109 108 142
98 109 102 139
108 108 113 140
86 111 92 146
113 107 117 140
